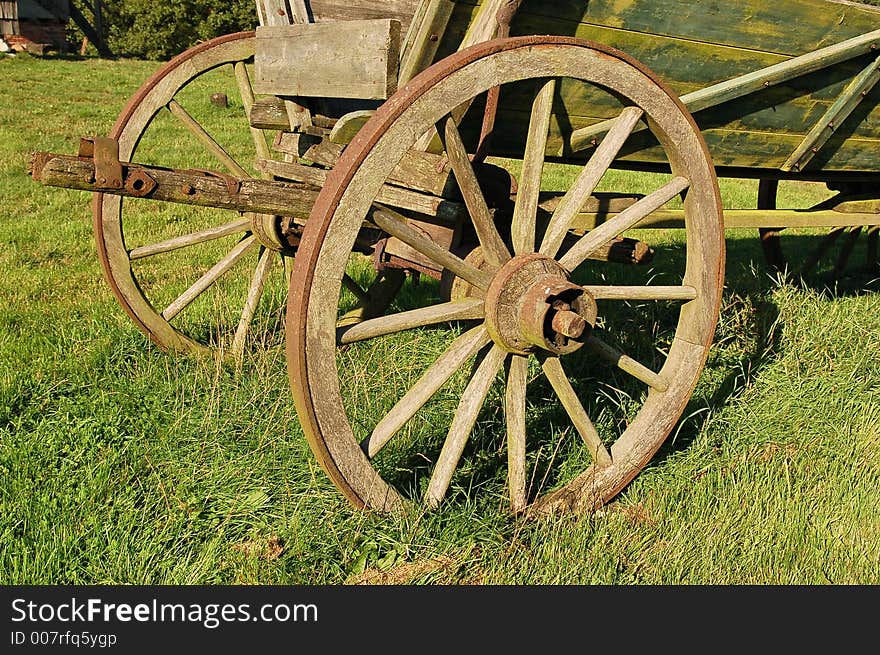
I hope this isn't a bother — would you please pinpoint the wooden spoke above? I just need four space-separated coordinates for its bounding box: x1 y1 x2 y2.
587 334 669 392
539 106 644 259
583 285 697 302
230 246 275 358
505 354 529 513
512 79 556 255
338 299 484 345
233 61 271 162
439 116 511 268
801 227 846 276
540 356 612 467
341 274 369 304
372 206 492 290
166 99 250 178
426 345 507 507
363 326 491 458
559 176 690 271
834 226 863 279
128 218 251 261
162 235 258 321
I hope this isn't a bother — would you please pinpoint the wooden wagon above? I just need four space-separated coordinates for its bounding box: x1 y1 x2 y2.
30 0 880 515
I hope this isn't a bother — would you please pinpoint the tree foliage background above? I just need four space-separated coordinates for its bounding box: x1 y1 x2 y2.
72 0 259 60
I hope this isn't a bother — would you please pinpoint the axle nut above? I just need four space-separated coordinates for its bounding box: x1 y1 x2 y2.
552 311 587 339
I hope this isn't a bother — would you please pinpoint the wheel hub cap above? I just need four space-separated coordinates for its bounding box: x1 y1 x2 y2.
485 254 597 355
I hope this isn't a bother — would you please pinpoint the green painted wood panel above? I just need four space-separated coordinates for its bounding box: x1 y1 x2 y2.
432 0 880 173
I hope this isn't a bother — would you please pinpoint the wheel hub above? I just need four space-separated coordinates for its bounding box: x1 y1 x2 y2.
250 213 300 253
485 254 597 355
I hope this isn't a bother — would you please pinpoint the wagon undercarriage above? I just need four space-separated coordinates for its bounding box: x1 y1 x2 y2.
28 0 880 515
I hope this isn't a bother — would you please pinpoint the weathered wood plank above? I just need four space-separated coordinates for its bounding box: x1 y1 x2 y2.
783 54 880 172
459 0 880 59
569 28 880 152
486 108 880 173
270 133 453 195
398 0 456 85
329 110 375 144
256 157 463 219
256 0 313 131
254 19 402 100
428 1 880 173
309 0 418 31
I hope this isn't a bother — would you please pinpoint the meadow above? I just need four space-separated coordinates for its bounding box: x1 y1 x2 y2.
1 49 878 585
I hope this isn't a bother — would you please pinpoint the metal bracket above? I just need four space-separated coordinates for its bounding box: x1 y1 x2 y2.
124 169 157 197
93 137 123 189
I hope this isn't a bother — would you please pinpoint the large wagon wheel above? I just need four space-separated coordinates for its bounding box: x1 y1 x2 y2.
288 37 724 515
95 32 294 360
758 179 879 287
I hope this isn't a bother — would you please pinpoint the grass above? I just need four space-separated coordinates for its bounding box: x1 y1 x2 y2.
1 50 879 585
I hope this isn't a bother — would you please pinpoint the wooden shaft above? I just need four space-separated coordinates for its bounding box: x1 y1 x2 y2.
128 218 252 260
167 100 250 178
505 354 529 512
338 299 484 345
582 285 697 302
586 335 669 393
372 206 493 290
363 325 491 458
512 79 556 255
540 356 612 467
439 117 511 268
559 176 689 271
231 246 275 358
426 345 507 507
33 154 318 218
540 107 644 259
233 61 272 162
162 235 258 321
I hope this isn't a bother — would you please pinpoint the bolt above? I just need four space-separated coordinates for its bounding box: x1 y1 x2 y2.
429 33 439 42
552 311 587 339
763 80 771 87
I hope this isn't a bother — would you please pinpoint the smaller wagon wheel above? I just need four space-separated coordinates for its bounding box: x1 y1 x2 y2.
288 37 725 515
95 32 303 360
758 179 879 287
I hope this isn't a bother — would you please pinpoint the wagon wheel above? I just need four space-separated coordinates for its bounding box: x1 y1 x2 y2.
758 179 879 287
288 37 724 515
95 32 299 360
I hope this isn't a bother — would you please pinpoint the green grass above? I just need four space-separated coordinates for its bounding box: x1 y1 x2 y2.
1 51 879 585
